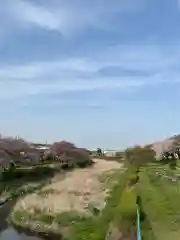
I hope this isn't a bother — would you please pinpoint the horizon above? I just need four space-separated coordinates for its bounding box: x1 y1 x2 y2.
1 0 180 149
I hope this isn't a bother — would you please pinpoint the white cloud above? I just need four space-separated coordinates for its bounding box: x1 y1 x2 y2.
0 77 145 101
7 0 60 31
0 44 180 102
96 45 180 72
0 58 98 79
2 0 146 36
1 44 179 80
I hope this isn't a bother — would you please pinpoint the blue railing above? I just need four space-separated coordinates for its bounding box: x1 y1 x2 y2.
137 205 142 240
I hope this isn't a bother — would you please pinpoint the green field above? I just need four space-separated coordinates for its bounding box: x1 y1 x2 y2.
138 163 180 240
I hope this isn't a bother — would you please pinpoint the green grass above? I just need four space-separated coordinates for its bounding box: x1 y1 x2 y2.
138 164 180 240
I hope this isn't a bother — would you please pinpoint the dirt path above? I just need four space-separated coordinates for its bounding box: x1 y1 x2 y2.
13 159 123 215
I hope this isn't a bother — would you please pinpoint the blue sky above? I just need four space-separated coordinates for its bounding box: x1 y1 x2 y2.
1 0 180 150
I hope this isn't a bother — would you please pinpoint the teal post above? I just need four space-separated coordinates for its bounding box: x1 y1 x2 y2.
137 206 141 240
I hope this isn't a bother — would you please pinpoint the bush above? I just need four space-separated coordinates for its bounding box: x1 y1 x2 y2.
67 148 93 167
1 167 15 180
1 166 55 181
125 145 156 168
169 159 177 169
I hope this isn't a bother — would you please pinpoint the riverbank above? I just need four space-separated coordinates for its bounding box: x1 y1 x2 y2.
0 163 69 239
9 216 63 239
9 159 124 240
0 163 66 203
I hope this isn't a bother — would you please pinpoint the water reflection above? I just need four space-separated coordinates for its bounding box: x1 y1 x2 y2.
0 228 42 240
0 199 42 240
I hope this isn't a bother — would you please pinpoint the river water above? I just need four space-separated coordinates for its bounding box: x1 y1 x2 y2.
0 228 42 240
0 200 42 240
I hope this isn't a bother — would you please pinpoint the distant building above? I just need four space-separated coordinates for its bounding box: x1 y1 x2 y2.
29 143 51 151
36 146 50 151
103 150 117 157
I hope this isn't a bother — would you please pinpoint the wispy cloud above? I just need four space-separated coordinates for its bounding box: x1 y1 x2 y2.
2 0 147 36
1 0 180 147
0 76 149 101
6 0 60 31
1 44 180 103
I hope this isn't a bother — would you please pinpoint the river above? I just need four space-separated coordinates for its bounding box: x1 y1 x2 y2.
0 200 43 240
0 228 42 240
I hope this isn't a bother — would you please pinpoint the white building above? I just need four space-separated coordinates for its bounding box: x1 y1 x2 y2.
103 150 117 157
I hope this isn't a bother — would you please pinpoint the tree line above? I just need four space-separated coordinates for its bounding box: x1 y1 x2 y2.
0 135 92 169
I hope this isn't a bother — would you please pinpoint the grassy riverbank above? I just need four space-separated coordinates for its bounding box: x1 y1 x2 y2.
0 163 64 204
10 159 127 240
137 163 180 240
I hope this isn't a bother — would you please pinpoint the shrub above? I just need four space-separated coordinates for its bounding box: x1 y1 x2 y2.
1 167 15 180
125 145 156 168
169 159 177 169
67 148 93 167
1 165 55 181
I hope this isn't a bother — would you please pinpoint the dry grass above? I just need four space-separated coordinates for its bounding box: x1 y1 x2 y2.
13 159 123 215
